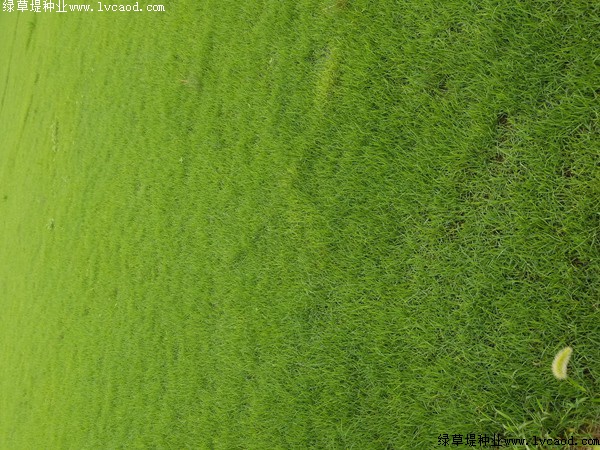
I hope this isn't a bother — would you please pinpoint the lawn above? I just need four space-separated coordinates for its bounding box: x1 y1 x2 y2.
0 0 598 448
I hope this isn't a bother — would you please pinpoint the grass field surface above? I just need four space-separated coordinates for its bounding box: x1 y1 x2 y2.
1 1 599 448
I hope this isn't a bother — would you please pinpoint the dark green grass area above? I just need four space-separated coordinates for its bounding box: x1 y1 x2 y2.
0 0 599 448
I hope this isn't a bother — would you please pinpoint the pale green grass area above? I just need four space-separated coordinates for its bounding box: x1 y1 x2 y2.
0 1 599 448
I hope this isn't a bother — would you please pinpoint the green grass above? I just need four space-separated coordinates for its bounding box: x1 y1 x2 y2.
1 0 599 448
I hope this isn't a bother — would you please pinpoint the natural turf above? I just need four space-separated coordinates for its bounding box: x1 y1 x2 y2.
0 1 599 448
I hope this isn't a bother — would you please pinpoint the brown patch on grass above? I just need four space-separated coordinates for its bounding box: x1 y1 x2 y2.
568 424 600 450
491 152 505 163
570 257 588 268
497 112 510 128
323 0 348 12
495 112 513 146
438 78 448 93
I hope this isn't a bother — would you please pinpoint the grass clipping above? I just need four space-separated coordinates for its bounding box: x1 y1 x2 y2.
552 346 573 380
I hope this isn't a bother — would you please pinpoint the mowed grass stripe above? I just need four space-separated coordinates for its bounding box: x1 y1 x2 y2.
0 0 598 448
